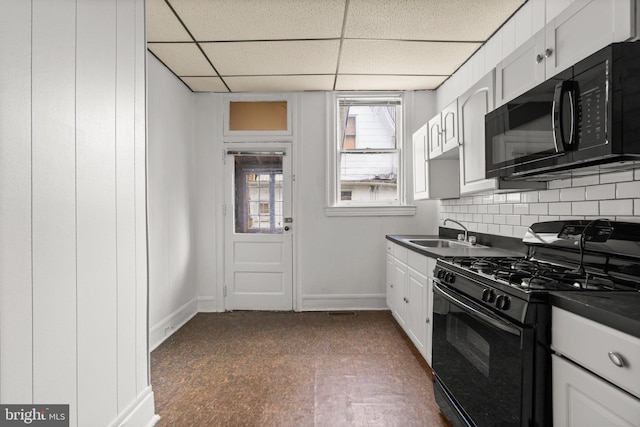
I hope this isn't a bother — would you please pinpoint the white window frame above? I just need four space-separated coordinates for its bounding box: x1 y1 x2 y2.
325 92 415 217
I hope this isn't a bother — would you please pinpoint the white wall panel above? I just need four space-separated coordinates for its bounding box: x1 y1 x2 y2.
76 0 119 425
115 0 139 413
0 0 33 403
31 0 77 414
1 0 153 425
147 52 198 337
134 0 150 396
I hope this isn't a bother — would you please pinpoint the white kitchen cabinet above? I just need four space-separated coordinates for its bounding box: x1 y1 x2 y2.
391 245 408 328
457 70 497 195
552 355 640 427
412 124 429 200
386 252 394 311
406 267 427 355
412 124 459 201
496 0 636 106
552 307 640 427
386 241 434 364
428 100 459 159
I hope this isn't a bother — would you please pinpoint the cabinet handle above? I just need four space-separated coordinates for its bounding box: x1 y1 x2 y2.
535 54 544 64
608 351 625 368
545 48 553 58
425 317 430 323
390 284 394 288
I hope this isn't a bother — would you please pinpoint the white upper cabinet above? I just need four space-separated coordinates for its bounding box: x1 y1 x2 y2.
497 0 637 106
412 123 459 201
428 100 459 159
412 124 429 200
458 71 496 195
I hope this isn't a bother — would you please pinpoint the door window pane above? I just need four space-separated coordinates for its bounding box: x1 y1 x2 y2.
234 155 283 233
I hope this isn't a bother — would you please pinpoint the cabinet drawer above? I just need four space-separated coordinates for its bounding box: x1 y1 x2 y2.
394 244 408 263
407 250 428 276
552 307 640 398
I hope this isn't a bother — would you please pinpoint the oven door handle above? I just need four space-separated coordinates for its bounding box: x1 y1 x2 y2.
433 282 522 337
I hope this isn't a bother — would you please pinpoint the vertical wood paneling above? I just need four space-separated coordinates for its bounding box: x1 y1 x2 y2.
134 0 150 394
0 0 33 403
76 0 118 424
31 1 77 416
115 0 138 412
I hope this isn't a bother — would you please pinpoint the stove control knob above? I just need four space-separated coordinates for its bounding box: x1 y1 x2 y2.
448 273 456 284
482 289 496 303
444 272 451 282
437 270 444 279
496 295 511 310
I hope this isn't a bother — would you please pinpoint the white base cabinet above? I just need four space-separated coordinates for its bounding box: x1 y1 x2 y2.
552 355 640 427
552 307 640 427
386 241 433 364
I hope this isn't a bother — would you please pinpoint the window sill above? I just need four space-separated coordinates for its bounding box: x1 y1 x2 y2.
324 205 417 217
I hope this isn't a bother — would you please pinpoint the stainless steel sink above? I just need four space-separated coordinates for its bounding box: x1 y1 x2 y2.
408 239 477 248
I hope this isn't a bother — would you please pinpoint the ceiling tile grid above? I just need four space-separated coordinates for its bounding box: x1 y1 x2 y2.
146 0 526 92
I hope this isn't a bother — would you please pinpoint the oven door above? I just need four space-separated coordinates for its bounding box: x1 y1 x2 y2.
432 281 533 427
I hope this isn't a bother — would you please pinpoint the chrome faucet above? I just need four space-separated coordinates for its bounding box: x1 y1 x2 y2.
444 218 468 242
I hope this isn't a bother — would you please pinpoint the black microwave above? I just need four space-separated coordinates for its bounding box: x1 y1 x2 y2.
486 42 640 180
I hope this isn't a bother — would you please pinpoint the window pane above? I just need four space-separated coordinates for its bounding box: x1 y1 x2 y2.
234 155 284 233
339 152 398 202
338 105 396 150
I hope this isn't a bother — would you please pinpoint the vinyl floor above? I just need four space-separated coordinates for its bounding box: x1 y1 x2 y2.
151 310 451 427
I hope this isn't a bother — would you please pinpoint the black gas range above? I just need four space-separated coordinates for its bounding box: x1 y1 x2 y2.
431 220 640 427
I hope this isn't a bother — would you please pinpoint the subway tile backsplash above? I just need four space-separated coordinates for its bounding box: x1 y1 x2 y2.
439 169 640 238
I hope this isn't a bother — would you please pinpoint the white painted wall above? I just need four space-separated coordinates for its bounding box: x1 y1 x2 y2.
188 91 439 312
296 92 439 310
0 1 155 426
147 53 199 349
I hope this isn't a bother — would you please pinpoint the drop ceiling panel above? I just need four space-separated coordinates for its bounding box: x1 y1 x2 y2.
181 77 229 92
335 74 447 91
168 0 347 41
147 0 525 92
148 43 216 76
201 40 340 76
147 0 191 42
339 40 481 75
225 75 335 92
345 0 525 41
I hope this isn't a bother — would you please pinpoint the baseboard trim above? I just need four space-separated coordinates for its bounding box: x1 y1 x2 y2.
301 293 386 311
197 296 219 312
108 386 157 427
150 298 198 351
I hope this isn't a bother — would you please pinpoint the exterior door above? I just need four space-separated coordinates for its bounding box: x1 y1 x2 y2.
224 145 293 310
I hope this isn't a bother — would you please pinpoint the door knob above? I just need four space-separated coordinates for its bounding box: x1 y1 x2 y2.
284 226 290 231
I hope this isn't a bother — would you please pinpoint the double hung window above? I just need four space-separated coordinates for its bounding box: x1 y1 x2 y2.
329 95 410 213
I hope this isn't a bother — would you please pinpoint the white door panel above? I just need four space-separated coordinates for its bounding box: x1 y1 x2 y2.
224 145 293 310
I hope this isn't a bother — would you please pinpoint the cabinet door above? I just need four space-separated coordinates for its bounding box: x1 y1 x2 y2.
427 114 442 159
407 267 427 356
496 30 546 106
386 253 394 311
412 124 429 200
392 259 407 327
545 0 635 78
552 355 640 427
441 100 459 153
458 70 498 195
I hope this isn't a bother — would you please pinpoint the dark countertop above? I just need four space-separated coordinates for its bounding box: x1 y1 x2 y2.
550 291 640 339
386 235 523 259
